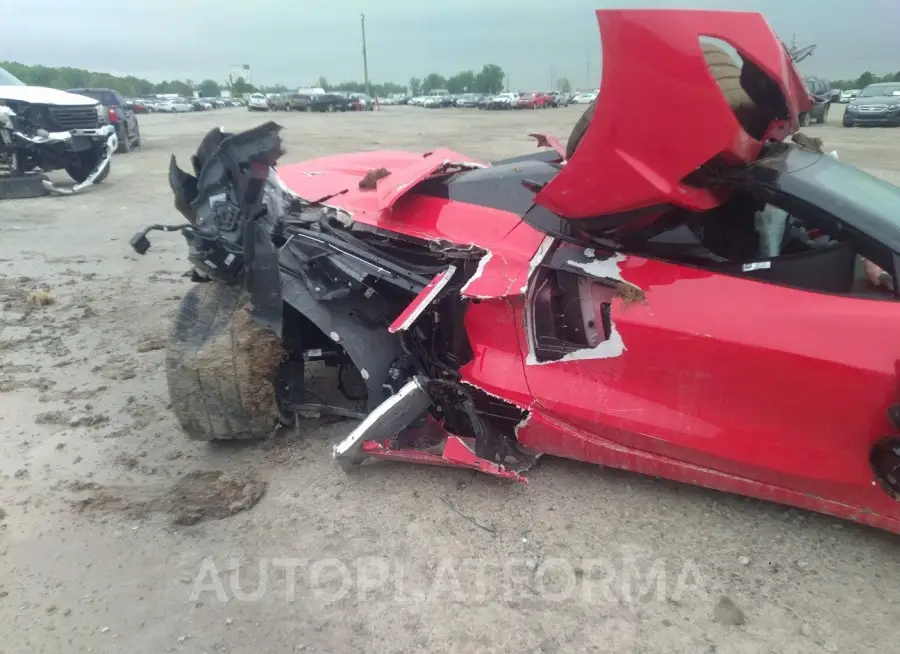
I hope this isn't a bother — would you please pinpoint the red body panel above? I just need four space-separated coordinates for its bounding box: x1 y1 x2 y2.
535 9 811 219
282 10 900 535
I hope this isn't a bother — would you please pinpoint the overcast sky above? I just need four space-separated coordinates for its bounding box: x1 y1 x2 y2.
3 0 898 89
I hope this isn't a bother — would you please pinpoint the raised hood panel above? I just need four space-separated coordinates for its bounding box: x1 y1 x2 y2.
0 85 100 106
534 9 810 222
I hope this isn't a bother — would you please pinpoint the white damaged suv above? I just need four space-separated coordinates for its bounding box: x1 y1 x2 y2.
0 66 117 194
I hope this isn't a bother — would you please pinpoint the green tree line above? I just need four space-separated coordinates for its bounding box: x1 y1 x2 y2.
1 60 510 98
832 70 900 89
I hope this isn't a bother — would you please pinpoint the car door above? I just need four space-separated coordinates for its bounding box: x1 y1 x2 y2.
111 91 136 141
520 240 900 508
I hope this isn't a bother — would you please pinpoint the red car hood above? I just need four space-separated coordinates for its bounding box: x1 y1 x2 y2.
535 9 811 221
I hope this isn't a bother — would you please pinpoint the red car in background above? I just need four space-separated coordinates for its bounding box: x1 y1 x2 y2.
514 93 558 109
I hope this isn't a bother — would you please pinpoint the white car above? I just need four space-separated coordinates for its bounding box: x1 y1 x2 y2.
839 89 860 103
248 94 269 111
570 92 598 104
487 93 517 109
158 99 193 113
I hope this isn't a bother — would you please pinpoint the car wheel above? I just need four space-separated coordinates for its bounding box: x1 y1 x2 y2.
816 105 829 124
116 126 132 154
64 156 110 184
843 120 853 128
132 123 142 147
799 112 811 127
166 283 286 442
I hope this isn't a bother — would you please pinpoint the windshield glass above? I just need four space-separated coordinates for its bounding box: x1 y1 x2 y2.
859 84 900 98
0 67 26 86
810 158 900 220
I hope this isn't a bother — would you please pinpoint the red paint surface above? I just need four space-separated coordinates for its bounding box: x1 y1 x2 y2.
535 9 811 220
279 10 900 535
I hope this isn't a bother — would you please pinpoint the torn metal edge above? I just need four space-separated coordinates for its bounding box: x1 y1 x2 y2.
523 252 631 366
459 250 493 296
520 234 556 293
332 376 431 466
389 265 458 333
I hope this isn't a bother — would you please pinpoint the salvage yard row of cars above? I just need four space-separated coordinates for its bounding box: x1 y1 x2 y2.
248 90 377 112
124 97 246 113
405 89 599 109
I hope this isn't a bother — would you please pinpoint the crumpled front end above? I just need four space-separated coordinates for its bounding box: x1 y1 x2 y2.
1 99 116 194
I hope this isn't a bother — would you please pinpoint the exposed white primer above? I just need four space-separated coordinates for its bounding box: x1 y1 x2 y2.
513 411 534 438
360 368 370 380
520 235 556 293
459 251 493 296
524 253 632 366
391 265 457 333
329 331 341 342
565 252 628 282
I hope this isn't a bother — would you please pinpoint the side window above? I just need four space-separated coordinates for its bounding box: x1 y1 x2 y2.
639 197 893 298
722 202 891 297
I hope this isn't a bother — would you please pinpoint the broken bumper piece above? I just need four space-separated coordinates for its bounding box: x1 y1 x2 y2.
332 376 528 483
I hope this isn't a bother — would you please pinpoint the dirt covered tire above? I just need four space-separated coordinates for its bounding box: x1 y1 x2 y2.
0 174 48 200
565 43 757 160
166 283 287 442
116 127 132 153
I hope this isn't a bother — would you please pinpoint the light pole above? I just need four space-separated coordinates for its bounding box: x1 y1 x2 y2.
361 13 371 98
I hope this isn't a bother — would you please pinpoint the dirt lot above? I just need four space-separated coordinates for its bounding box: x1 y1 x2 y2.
1 104 899 653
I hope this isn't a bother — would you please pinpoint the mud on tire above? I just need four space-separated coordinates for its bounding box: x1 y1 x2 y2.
166 283 287 441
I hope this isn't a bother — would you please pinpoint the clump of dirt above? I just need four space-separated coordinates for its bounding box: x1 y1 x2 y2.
136 337 166 353
26 290 55 307
359 167 391 190
615 282 646 307
71 470 267 526
35 410 68 425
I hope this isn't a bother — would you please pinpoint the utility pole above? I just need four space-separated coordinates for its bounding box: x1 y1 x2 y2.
361 13 371 98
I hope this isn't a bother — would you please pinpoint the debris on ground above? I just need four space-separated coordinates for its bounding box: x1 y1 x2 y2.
26 290 55 307
135 337 166 353
713 595 747 626
71 470 267 526
35 410 68 425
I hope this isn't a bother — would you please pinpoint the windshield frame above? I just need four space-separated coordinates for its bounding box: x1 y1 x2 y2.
0 67 26 86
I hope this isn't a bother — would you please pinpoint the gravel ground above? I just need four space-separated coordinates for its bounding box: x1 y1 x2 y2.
1 104 899 654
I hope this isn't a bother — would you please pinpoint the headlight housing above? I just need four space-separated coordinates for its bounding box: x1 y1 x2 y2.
847 105 859 112
888 104 900 110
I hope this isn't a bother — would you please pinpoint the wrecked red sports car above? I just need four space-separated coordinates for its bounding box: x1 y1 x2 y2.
132 9 900 535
